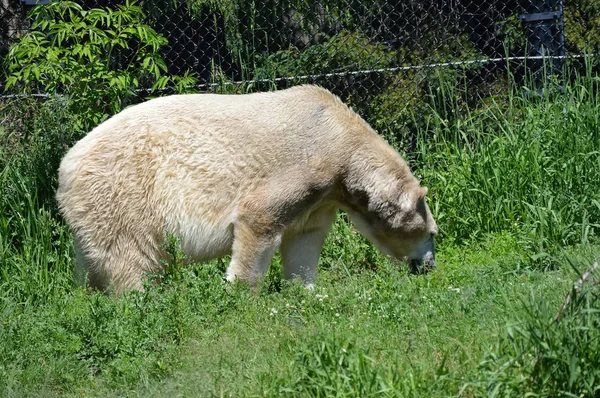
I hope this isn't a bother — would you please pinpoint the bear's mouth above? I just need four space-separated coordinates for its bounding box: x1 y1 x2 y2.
408 253 436 274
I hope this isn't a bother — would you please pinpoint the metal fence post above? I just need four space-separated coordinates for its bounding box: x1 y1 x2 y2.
520 0 566 95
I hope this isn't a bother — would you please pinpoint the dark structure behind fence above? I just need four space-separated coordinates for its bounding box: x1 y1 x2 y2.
521 0 566 94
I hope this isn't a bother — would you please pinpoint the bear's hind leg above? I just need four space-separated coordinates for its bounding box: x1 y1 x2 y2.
73 235 110 291
104 237 164 295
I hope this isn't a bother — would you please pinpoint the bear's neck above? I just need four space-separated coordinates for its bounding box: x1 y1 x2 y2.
339 137 419 212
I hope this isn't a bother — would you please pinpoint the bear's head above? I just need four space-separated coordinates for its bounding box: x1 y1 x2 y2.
344 184 438 274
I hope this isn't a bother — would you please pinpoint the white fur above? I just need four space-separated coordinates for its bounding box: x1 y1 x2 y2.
57 85 438 294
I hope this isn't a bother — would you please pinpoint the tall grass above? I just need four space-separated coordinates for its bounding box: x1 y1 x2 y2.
0 167 73 304
0 97 77 305
465 253 600 397
413 67 600 261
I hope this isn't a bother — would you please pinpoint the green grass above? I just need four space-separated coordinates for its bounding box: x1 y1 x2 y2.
412 69 600 254
124 237 600 398
1 230 597 397
1 69 600 396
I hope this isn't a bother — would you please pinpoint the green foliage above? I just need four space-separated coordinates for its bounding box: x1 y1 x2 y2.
4 1 175 130
498 1 600 58
288 335 386 396
320 214 385 276
467 257 600 397
0 261 235 395
252 30 395 79
0 97 79 305
565 1 600 54
1 96 78 211
210 30 396 96
0 172 73 305
412 69 600 262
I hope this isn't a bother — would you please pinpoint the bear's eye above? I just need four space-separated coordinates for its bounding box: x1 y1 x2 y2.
375 202 396 221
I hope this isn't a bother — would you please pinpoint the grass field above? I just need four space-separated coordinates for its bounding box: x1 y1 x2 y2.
2 230 598 397
1 71 600 397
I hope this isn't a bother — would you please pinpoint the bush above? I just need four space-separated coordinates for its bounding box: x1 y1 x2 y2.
4 0 176 130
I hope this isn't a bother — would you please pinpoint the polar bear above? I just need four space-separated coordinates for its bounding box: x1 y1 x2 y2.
57 85 438 294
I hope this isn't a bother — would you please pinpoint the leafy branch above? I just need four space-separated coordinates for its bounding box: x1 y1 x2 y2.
4 0 197 130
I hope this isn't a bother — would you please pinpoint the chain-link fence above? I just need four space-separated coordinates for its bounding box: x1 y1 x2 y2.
1 0 599 133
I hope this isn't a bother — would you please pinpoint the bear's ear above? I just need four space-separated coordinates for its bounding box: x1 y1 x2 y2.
399 191 415 212
399 187 428 212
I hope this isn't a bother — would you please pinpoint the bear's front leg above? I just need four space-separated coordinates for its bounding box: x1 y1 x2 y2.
226 217 282 285
281 206 336 288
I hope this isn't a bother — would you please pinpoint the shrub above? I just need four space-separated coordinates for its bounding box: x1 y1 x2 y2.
4 0 174 130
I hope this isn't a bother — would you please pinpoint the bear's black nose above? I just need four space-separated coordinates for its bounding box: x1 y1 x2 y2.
409 257 435 274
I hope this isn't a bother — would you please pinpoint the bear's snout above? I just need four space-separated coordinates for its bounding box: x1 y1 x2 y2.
408 251 436 274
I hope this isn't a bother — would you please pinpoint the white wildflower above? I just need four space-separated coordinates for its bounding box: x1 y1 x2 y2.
315 293 328 302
